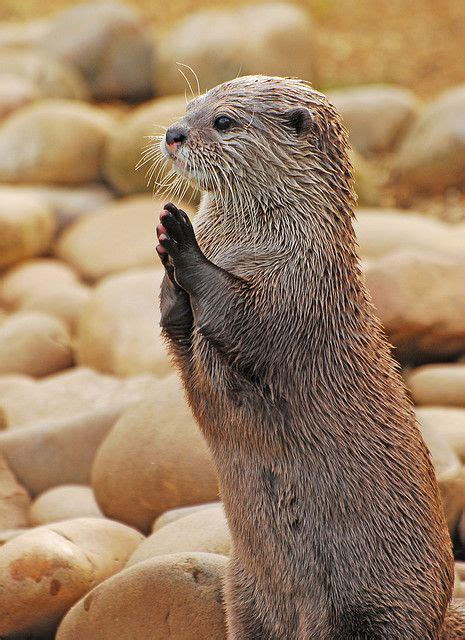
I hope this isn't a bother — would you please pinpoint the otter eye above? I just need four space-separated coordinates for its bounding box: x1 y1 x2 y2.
214 115 233 132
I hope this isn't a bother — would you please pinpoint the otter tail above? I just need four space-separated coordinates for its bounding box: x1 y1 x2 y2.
442 602 465 639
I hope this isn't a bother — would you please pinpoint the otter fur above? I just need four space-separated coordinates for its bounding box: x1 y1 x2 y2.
153 75 465 639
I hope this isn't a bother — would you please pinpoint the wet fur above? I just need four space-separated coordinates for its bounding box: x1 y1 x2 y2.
155 76 464 639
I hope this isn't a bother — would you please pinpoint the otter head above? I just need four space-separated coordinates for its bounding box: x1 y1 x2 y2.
159 75 354 211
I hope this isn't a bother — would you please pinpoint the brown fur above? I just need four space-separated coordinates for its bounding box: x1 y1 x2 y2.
154 75 464 639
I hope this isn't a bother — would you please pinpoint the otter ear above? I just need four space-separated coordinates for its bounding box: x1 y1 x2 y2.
285 107 314 136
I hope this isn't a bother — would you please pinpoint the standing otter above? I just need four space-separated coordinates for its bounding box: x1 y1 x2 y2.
153 75 465 639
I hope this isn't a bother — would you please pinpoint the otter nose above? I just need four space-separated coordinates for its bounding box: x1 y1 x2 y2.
165 125 187 151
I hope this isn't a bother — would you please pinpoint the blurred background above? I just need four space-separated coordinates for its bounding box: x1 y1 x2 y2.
0 1 464 638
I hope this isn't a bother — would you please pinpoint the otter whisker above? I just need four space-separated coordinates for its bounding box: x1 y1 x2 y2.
176 62 201 97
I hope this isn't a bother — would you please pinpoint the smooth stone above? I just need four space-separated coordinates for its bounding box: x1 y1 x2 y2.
394 85 465 194
29 485 103 526
407 365 465 407
153 502 222 532
156 3 313 96
0 74 38 119
56 552 227 640
363 250 465 362
0 366 160 430
0 258 79 309
417 407 465 464
330 84 418 155
56 195 189 281
76 268 171 377
0 453 30 531
20 283 91 334
0 517 143 638
39 2 155 101
103 95 191 195
0 100 113 184
0 192 55 269
0 312 73 377
92 374 218 533
128 506 230 566
351 149 382 206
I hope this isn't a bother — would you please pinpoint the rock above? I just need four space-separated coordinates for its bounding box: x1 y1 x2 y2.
0 192 55 269
92 374 218 532
0 517 143 638
56 195 187 281
56 552 227 640
0 312 73 377
128 506 230 566
103 95 191 195
0 74 38 120
420 416 465 530
156 3 313 96
0 19 50 49
0 528 27 546
351 149 381 206
363 250 465 362
0 183 114 231
407 365 465 407
355 209 465 259
0 366 160 430
393 85 465 194
0 47 88 100
77 268 171 377
153 502 222 532
40 2 155 101
0 100 113 184
20 283 91 334
0 453 30 531
330 85 418 155
0 406 125 495
417 407 465 465
0 258 79 309
29 485 103 526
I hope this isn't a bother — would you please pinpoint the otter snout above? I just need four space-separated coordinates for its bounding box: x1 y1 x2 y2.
165 125 188 154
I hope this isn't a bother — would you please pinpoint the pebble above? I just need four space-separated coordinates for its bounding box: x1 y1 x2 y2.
29 485 103 526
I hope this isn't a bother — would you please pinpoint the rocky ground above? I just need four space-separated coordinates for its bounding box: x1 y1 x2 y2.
0 1 465 638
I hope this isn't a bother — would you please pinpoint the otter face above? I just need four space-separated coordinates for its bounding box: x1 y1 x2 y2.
158 75 351 207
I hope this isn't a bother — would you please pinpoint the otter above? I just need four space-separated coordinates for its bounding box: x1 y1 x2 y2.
153 75 465 639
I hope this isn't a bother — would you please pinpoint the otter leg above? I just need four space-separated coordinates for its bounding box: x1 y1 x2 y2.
224 562 271 640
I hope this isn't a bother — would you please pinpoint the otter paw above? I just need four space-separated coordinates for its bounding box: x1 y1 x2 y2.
156 203 198 261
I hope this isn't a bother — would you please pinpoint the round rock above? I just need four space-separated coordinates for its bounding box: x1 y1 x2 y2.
56 552 227 640
0 453 30 531
407 365 465 407
0 100 113 184
92 374 218 532
153 502 222 532
128 505 230 566
20 283 91 334
0 517 144 638
0 192 55 269
0 312 73 377
29 485 103 526
417 407 465 465
77 268 171 377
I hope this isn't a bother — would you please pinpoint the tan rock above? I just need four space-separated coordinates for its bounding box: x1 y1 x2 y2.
0 517 144 638
128 506 230 566
39 2 155 100
351 149 382 206
0 258 79 309
92 374 218 532
0 406 125 495
103 95 189 195
393 85 465 194
0 191 55 269
156 3 313 96
363 250 465 361
0 366 160 430
0 100 113 184
330 85 418 155
0 453 30 531
20 283 91 334
0 528 27 545
420 417 465 530
56 552 227 640
407 365 465 407
56 195 188 281
29 485 103 526
417 407 465 464
0 74 38 120
0 312 73 377
153 502 222 532
355 209 465 260
77 268 171 377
